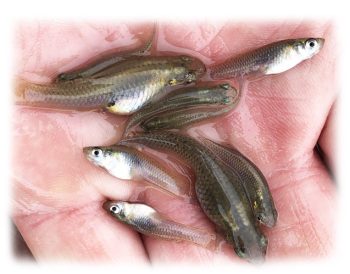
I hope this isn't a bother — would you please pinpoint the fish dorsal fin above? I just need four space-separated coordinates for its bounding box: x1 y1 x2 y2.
56 23 157 81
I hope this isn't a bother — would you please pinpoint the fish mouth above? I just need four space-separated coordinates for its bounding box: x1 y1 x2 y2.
83 147 94 161
102 200 113 212
244 241 267 264
316 38 325 51
83 147 104 167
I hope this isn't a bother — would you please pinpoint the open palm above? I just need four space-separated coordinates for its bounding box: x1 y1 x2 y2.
13 21 336 263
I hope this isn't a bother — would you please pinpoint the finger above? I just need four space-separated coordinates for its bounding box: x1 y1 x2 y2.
133 188 242 264
12 222 34 260
12 107 150 261
318 102 337 174
13 21 155 261
142 21 337 260
16 21 154 82
217 22 336 163
264 154 335 258
13 201 148 262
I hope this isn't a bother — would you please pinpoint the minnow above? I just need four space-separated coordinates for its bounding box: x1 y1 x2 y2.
140 104 236 132
125 83 239 134
83 145 191 200
120 132 267 263
15 55 205 115
103 201 216 248
199 138 277 227
210 38 324 80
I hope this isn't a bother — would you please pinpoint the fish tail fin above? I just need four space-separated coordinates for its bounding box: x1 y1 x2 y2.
13 78 29 103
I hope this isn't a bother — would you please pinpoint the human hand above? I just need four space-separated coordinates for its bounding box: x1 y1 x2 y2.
12 21 336 263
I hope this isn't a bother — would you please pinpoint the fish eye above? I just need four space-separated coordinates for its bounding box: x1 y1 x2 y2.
306 39 317 49
92 148 102 157
110 205 121 214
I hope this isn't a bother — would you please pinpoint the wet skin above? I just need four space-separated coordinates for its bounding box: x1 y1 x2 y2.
13 21 336 263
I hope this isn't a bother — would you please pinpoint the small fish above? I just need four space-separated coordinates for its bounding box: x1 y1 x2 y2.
140 104 236 132
15 55 205 115
83 145 191 200
103 201 216 248
210 38 324 80
120 132 267 263
125 83 239 134
199 138 277 227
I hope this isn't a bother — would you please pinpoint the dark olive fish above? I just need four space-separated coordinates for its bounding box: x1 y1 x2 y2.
15 55 205 115
199 138 277 227
120 132 267 263
83 145 190 200
140 104 236 132
125 83 239 134
103 201 216 248
210 38 324 80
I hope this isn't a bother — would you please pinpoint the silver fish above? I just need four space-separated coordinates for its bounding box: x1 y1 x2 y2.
103 201 216 248
83 145 190 200
210 38 324 80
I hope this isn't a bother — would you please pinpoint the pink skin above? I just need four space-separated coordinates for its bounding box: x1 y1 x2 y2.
12 21 336 263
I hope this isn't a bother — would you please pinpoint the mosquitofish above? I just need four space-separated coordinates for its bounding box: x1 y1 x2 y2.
124 83 239 134
210 38 324 80
103 201 216 248
140 104 236 132
83 145 191 200
15 55 205 115
199 138 277 227
120 132 267 263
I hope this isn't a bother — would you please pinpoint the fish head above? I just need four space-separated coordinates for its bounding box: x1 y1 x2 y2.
178 55 206 84
83 146 134 180
83 146 112 167
232 232 268 264
103 201 127 221
257 206 278 228
292 38 325 59
218 83 239 105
